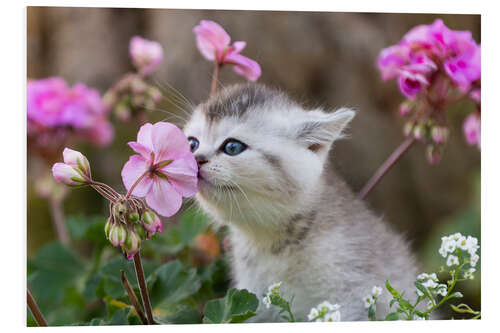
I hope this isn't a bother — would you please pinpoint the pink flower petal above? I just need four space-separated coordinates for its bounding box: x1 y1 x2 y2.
232 41 246 53
136 122 154 151
121 155 153 197
193 20 231 62
151 122 191 162
159 153 198 197
145 178 183 217
128 141 152 160
225 53 262 81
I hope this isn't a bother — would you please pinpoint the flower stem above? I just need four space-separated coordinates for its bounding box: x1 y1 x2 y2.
359 137 416 199
120 269 148 325
48 195 70 245
210 63 220 97
133 253 155 324
27 289 48 326
125 171 149 199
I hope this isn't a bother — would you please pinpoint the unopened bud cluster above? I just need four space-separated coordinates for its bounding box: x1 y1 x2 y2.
52 148 91 186
105 197 162 259
103 73 162 122
400 104 449 165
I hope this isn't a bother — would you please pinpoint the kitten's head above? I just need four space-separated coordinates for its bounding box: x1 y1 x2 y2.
184 84 354 230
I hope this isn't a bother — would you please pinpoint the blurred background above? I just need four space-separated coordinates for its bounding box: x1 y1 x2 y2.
27 7 480 324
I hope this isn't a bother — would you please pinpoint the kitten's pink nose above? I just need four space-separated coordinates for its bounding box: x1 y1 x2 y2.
195 154 209 167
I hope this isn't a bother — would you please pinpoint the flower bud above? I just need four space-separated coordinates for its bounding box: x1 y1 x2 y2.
431 126 449 144
413 123 426 141
109 223 127 247
63 148 91 177
131 77 148 94
399 101 412 117
142 210 162 234
426 145 441 165
104 217 113 239
123 229 141 260
114 102 131 122
113 202 127 221
129 36 164 76
52 163 86 186
134 224 148 240
128 211 140 224
403 121 414 137
147 87 162 103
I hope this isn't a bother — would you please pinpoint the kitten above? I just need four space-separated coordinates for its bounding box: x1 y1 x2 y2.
183 83 419 321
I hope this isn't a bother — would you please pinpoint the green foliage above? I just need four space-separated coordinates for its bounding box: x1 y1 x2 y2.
203 288 259 323
147 260 202 308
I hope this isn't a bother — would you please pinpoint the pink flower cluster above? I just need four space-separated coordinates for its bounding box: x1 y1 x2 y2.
378 19 480 100
193 20 261 81
129 36 164 76
28 77 113 147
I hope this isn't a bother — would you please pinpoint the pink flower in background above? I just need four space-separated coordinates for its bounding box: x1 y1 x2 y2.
376 19 481 97
463 113 481 149
193 20 261 81
129 36 164 75
121 122 198 217
27 77 114 147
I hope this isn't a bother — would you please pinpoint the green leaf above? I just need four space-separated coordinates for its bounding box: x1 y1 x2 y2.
414 281 433 299
163 307 203 324
399 299 413 311
28 242 84 313
385 280 401 299
148 260 201 308
447 292 463 300
88 256 156 299
450 303 480 315
108 307 132 325
178 207 209 246
203 288 258 323
66 215 108 245
384 312 402 321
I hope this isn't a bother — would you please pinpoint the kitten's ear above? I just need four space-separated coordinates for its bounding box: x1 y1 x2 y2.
297 108 355 152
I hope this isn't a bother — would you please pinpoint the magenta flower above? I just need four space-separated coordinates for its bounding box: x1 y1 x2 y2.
121 122 198 217
463 113 481 150
129 36 164 76
27 77 114 147
193 20 261 81
377 19 481 97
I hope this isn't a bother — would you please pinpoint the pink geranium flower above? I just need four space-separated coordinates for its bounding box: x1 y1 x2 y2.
27 77 114 147
463 113 481 150
193 20 261 81
121 122 198 217
129 36 164 76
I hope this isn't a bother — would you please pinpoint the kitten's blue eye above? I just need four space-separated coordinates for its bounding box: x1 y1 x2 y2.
222 139 247 156
188 137 199 152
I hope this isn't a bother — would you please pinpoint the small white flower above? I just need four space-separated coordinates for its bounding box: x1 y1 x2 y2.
451 232 463 241
422 279 438 289
428 273 438 281
466 236 479 255
435 284 447 297
371 286 383 297
464 268 476 280
416 289 424 297
262 295 271 309
307 307 319 321
456 235 468 250
415 315 427 320
317 301 335 312
444 238 457 254
426 300 434 310
417 273 429 281
324 311 341 322
470 253 479 267
268 282 282 294
363 295 374 308
438 245 448 258
446 254 459 267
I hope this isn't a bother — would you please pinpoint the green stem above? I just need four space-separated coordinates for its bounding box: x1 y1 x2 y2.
423 263 464 316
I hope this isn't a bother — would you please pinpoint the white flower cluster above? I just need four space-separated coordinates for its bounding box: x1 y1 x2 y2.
362 286 383 308
439 233 479 270
262 282 282 309
307 301 341 322
416 272 447 297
